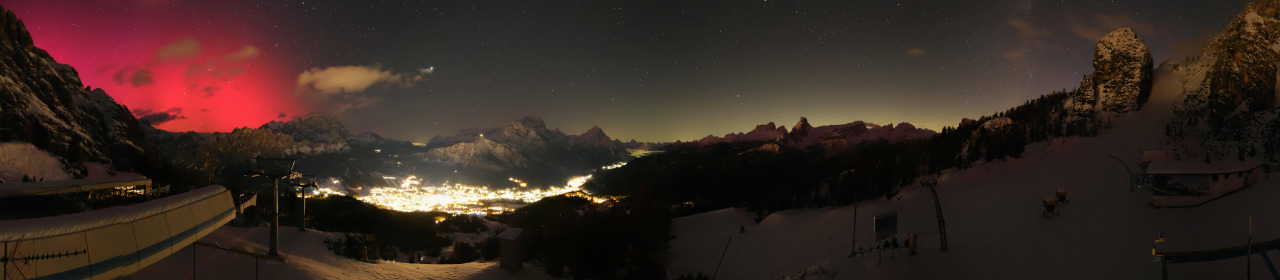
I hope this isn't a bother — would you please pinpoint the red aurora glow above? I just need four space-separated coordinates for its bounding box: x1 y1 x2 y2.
4 1 306 132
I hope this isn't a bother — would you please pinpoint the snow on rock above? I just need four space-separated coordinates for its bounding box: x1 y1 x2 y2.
420 137 531 171
692 117 936 149
1167 1 1280 159
0 6 154 175
259 115 352 144
417 116 630 179
0 142 69 182
1070 27 1154 127
723 122 788 143
1176 1 1280 118
980 117 1013 132
130 225 558 280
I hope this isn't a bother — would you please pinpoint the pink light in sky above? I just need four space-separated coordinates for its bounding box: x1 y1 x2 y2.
5 0 306 132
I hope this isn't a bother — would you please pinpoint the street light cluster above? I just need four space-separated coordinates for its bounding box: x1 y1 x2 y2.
307 162 627 214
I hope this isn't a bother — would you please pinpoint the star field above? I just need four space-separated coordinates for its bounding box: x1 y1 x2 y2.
1 0 1254 141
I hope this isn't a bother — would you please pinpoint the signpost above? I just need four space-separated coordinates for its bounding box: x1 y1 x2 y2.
874 211 898 267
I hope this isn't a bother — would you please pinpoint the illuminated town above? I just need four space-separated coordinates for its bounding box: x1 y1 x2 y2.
311 162 624 214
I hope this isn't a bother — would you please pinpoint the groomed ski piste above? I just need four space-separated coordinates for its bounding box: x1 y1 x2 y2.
668 68 1280 279
127 225 558 280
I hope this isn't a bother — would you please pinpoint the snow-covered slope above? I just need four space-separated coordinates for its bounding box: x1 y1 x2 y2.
0 5 155 176
130 225 557 280
669 63 1272 279
0 142 70 182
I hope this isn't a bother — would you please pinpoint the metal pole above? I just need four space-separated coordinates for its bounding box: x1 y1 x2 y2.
299 187 306 232
1161 258 1168 280
851 200 857 256
712 237 732 280
192 244 196 280
269 179 279 257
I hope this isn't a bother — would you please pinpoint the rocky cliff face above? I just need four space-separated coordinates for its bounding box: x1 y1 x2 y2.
1178 0 1280 120
692 116 936 152
0 5 155 176
259 115 351 144
1069 28 1154 126
415 116 632 185
1172 0 1280 159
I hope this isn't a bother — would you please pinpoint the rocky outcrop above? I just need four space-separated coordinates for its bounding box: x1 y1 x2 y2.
1178 0 1280 120
421 138 529 171
1170 0 1280 159
416 116 633 185
259 115 351 144
1069 28 1154 125
722 122 787 143
694 117 936 150
0 5 155 176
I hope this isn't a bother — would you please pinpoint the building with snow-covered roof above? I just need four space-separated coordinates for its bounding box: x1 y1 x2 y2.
498 227 524 273
1146 159 1264 207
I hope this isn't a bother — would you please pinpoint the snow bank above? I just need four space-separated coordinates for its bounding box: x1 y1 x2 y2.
130 225 558 280
0 142 69 182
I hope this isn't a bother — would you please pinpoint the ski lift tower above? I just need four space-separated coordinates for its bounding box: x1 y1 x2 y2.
244 157 299 258
289 175 318 232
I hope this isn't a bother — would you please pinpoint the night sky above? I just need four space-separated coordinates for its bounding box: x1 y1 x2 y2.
1 0 1253 142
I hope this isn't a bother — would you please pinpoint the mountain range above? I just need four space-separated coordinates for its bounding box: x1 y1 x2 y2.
3 0 1279 195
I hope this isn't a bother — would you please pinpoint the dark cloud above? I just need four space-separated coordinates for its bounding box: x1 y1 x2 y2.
132 108 186 126
277 113 287 118
111 68 153 87
128 70 153 87
202 86 220 97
